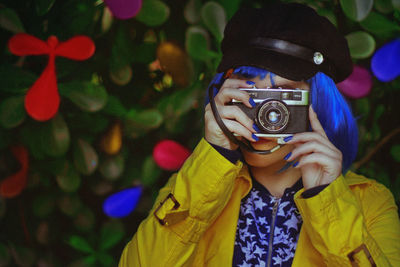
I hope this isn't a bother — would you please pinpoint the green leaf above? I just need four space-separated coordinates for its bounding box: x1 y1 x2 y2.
0 96 26 129
360 12 400 36
68 235 94 253
99 154 125 181
201 1 226 42
340 0 373 21
63 1 95 34
0 66 36 93
36 0 56 16
99 221 125 251
58 194 82 217
56 161 81 193
124 109 163 138
376 171 391 189
131 43 157 64
393 0 400 10
73 139 98 175
316 8 337 27
373 104 385 121
356 98 370 118
127 109 163 129
375 0 394 13
40 114 70 157
217 0 240 19
83 255 97 265
371 123 381 140
109 26 134 86
390 144 400 162
110 26 133 72
20 123 46 160
157 82 201 132
90 180 114 196
141 156 161 187
41 157 67 176
185 26 219 61
184 0 202 24
33 194 55 218
345 31 375 59
102 95 128 117
73 206 95 232
0 8 25 33
136 0 170 27
158 83 199 115
97 253 114 267
101 5 113 34
109 65 132 86
59 82 108 112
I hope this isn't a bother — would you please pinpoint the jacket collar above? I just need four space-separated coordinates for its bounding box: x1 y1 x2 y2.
344 171 373 186
237 165 252 198
237 167 371 198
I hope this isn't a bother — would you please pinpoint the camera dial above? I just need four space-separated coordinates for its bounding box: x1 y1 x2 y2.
257 99 290 133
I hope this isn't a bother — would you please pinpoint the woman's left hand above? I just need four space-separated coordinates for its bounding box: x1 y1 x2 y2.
285 105 343 190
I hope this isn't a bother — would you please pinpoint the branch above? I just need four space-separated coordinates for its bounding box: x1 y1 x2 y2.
352 127 400 171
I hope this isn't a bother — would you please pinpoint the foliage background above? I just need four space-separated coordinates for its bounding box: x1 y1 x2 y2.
0 0 399 265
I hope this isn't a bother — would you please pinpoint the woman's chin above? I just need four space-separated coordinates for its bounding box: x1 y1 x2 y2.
240 139 294 168
251 138 279 150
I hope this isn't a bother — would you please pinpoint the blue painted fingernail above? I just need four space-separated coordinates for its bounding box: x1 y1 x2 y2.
284 152 292 161
252 133 259 141
249 98 256 107
293 161 299 167
283 135 293 142
246 81 255 85
253 123 261 133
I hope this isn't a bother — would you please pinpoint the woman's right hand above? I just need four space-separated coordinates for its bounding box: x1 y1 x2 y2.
204 78 259 150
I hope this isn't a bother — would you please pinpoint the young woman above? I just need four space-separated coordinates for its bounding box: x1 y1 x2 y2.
119 2 400 266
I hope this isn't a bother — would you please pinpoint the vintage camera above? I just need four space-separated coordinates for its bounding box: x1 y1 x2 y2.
232 88 309 138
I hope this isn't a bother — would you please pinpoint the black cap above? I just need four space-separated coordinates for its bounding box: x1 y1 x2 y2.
217 2 352 83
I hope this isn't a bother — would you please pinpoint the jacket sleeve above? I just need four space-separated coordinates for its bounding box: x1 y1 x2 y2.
118 138 243 267
294 174 400 266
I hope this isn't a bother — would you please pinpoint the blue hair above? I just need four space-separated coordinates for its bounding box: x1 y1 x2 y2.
205 66 358 172
307 72 358 172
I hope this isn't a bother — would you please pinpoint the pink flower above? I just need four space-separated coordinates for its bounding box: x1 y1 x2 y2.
153 140 191 170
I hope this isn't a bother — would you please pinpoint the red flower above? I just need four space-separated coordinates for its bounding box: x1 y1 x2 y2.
0 146 29 198
8 34 95 121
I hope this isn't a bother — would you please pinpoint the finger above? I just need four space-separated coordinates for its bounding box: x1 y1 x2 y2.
219 78 255 107
309 105 328 138
219 119 258 142
220 78 255 91
294 152 342 172
286 132 338 151
204 105 258 141
215 87 256 108
219 105 256 133
286 141 342 162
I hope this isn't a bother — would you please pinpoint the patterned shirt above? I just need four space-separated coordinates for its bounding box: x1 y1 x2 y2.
233 178 303 267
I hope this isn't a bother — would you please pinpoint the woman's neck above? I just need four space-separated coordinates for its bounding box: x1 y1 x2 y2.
250 160 302 198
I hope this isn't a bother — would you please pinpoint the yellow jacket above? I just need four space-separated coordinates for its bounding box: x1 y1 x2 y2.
119 139 400 266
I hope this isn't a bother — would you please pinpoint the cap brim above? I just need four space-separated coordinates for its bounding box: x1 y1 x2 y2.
217 48 319 82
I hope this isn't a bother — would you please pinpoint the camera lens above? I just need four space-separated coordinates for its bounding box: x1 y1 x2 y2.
267 110 279 123
256 100 290 133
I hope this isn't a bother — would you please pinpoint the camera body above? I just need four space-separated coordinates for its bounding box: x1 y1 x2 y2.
232 88 309 138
